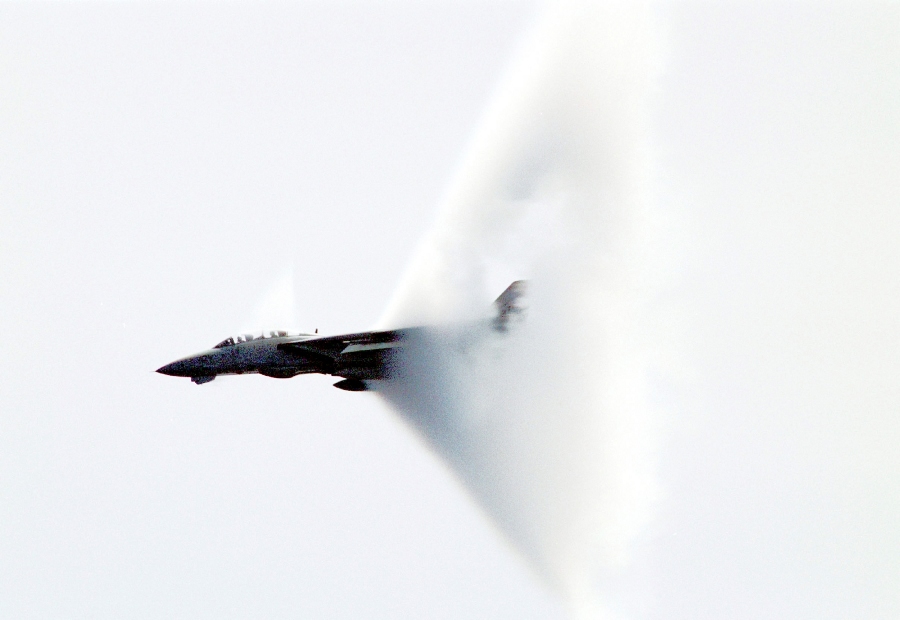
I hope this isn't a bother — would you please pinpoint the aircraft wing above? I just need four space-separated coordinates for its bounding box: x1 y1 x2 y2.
277 328 419 360
276 279 523 373
281 279 525 361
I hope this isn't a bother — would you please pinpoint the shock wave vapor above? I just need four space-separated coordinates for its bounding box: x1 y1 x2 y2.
156 281 525 391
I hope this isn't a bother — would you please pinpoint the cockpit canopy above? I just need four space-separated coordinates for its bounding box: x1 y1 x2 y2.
213 330 290 349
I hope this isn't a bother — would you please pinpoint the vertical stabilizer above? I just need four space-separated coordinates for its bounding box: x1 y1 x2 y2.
493 280 527 331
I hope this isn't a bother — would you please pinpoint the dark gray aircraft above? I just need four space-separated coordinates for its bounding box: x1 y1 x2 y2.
156 281 525 391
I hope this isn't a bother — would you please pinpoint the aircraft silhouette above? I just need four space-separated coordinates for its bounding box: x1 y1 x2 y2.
157 281 525 391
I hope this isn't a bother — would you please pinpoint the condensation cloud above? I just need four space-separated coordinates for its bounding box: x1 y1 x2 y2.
378 3 661 615
377 3 900 618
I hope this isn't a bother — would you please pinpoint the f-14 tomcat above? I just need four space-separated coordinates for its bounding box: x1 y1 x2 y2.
156 281 525 391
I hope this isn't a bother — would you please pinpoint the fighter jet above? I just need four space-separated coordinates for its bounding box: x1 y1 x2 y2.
156 281 525 391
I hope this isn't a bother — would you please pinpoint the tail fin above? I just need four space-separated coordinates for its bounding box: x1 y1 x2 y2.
493 280 527 331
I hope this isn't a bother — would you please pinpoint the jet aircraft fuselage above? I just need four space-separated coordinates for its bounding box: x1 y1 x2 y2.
156 281 525 391
156 328 419 390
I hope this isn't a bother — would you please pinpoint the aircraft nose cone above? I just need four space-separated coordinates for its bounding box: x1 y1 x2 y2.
156 360 188 376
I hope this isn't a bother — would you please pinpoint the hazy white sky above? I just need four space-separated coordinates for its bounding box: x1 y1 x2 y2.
1 2 899 619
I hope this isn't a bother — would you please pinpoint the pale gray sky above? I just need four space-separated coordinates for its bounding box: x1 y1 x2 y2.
1 2 899 619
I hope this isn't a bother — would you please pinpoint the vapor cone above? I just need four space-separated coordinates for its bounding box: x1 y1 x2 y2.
379 3 660 615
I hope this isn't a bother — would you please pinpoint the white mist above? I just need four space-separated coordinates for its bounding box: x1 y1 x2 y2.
379 3 661 616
